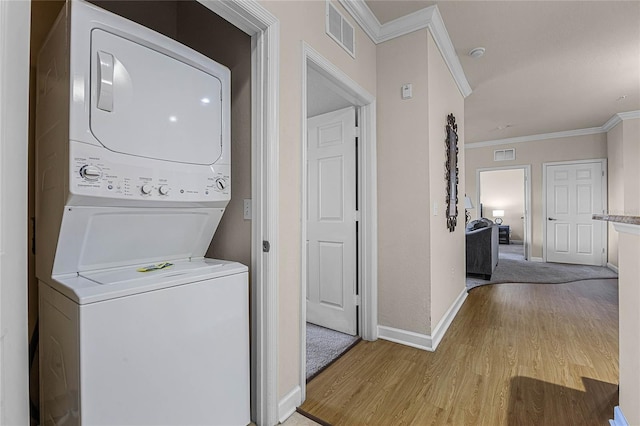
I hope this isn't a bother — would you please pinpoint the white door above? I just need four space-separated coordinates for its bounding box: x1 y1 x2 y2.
545 161 605 266
307 107 357 335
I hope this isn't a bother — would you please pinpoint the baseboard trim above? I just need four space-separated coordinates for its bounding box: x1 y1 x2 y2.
607 262 619 274
530 257 544 263
378 288 467 352
278 385 301 424
431 288 468 350
610 406 629 426
378 325 432 351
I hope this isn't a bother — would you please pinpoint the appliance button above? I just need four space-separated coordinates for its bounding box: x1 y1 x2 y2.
79 165 102 181
158 185 169 195
141 184 152 195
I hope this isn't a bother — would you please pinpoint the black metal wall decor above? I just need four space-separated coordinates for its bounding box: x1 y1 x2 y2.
445 113 459 232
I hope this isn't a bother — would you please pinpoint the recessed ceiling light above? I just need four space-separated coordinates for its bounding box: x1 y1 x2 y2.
617 95 627 101
497 124 512 130
469 47 485 59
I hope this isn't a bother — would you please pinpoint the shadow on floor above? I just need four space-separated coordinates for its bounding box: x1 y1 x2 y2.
508 376 618 425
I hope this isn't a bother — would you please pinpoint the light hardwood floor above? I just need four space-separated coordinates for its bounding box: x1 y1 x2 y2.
300 279 618 425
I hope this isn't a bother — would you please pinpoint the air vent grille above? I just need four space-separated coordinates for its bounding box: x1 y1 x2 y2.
494 148 515 161
326 2 355 58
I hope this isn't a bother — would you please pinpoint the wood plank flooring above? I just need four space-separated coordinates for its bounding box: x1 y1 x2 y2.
301 280 619 425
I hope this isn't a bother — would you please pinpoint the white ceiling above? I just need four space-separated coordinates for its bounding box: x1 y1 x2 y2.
365 1 640 143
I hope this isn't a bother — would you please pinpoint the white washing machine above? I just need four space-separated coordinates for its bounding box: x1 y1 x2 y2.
35 1 249 425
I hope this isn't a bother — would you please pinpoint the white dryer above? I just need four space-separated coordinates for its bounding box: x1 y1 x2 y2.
35 1 249 425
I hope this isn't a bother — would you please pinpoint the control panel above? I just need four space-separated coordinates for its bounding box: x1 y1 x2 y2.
69 142 230 203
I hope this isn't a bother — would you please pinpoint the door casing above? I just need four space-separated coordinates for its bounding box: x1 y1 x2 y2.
300 42 378 404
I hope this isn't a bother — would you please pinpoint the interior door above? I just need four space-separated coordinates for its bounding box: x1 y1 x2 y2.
307 107 357 335
545 161 605 266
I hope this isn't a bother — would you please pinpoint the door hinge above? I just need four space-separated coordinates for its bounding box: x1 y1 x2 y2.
354 211 361 222
354 294 361 306
262 240 270 253
355 126 361 138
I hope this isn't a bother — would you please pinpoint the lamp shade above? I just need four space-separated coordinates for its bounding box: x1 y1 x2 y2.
464 196 474 209
492 209 505 217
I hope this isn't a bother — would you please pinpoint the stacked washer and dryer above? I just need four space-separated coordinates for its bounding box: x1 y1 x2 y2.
35 1 250 425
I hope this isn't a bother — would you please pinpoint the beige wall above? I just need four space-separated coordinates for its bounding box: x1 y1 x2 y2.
426 31 466 331
376 30 431 334
479 169 525 241
466 133 607 258
259 0 378 400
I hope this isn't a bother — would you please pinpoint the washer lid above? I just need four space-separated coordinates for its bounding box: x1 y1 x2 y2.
50 259 248 304
90 28 225 165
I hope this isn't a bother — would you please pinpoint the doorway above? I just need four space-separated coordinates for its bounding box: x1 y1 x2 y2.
4 1 279 425
477 166 532 260
300 43 377 402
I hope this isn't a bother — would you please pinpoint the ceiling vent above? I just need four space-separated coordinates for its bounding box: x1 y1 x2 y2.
494 148 516 161
326 1 355 58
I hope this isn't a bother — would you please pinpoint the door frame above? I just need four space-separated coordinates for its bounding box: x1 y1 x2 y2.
300 42 377 403
542 159 608 265
0 1 280 425
476 165 532 260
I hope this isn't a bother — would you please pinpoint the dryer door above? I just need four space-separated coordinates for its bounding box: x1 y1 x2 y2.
90 29 223 165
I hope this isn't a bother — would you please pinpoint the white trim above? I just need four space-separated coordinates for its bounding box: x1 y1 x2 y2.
0 1 31 424
196 2 279 425
467 110 640 149
338 1 471 98
476 165 532 260
277 386 301 424
430 288 468 351
610 406 629 426
378 325 432 351
378 288 467 352
300 42 378 404
613 222 640 236
542 159 608 266
530 257 545 263
607 262 620 273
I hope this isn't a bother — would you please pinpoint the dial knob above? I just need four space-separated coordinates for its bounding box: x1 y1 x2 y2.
141 184 153 195
158 185 169 195
216 178 227 190
79 165 102 181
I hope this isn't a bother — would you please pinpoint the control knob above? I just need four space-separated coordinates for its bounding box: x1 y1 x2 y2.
79 165 102 181
158 185 169 195
215 178 227 190
140 184 153 195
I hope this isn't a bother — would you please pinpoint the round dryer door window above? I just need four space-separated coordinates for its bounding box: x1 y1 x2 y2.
89 29 225 165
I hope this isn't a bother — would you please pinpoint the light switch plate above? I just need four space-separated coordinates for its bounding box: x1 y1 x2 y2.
401 83 413 99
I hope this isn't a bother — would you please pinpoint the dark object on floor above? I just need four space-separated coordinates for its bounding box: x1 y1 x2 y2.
466 218 499 280
306 323 359 382
498 225 510 244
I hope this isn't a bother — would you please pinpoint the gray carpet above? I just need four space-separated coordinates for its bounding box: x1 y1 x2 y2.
466 243 618 291
306 323 359 381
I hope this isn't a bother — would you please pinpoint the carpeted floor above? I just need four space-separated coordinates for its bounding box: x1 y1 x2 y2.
466 243 618 291
306 323 359 381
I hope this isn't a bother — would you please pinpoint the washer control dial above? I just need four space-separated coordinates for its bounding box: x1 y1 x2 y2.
215 178 227 190
158 185 169 196
141 184 153 195
79 165 102 181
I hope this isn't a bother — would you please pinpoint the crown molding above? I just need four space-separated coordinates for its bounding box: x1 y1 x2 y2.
466 110 640 149
338 0 472 98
